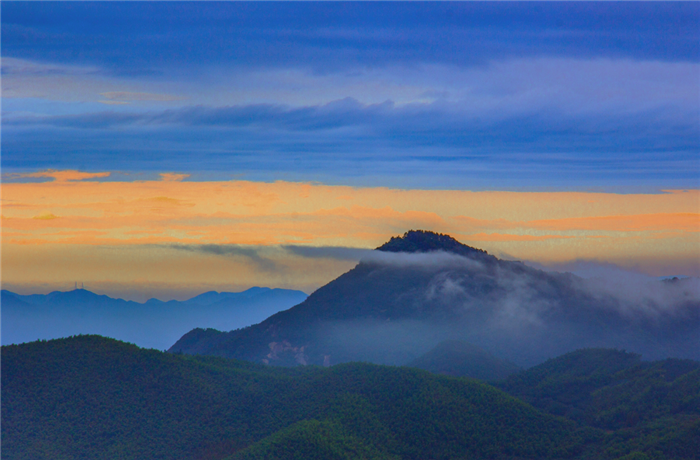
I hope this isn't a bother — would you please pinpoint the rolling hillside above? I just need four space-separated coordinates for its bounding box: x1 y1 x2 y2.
3 335 582 460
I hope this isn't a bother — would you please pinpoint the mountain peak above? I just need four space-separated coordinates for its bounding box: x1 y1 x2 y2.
376 230 489 259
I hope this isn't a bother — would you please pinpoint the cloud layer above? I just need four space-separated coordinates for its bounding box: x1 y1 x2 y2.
3 2 698 190
2 3 698 299
4 3 697 72
2 177 698 300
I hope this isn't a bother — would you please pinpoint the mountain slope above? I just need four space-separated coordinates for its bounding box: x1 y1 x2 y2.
497 348 700 459
499 348 700 427
170 230 699 367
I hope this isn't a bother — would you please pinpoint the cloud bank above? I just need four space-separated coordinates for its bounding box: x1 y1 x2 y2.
3 2 698 190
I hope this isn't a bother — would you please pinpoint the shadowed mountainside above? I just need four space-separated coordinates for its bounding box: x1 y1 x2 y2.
170 231 699 367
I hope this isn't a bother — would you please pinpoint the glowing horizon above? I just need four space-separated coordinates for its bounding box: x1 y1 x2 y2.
3 171 698 301
2 3 698 301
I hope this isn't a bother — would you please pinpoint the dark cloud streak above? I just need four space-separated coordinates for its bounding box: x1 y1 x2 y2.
167 244 278 273
282 246 372 261
4 99 698 190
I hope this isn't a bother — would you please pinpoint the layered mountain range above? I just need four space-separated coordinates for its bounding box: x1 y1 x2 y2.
171 230 700 367
2 287 307 350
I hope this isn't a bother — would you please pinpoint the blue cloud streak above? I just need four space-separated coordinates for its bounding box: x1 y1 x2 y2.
4 2 698 76
4 99 698 190
3 2 698 191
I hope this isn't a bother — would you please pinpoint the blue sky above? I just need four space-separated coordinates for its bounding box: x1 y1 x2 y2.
3 1 699 191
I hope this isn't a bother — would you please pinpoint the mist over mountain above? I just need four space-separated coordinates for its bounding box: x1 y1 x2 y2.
2 287 307 350
171 230 700 367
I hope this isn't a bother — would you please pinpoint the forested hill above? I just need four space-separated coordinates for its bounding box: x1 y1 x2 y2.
3 335 579 460
4 336 700 459
499 348 700 433
170 230 700 367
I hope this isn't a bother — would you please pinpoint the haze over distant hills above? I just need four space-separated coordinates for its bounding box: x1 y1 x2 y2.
171 230 700 368
2 287 307 350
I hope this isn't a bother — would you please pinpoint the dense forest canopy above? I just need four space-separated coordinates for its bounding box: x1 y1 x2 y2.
3 336 699 460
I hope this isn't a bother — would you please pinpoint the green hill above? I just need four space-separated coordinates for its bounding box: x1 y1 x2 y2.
227 420 396 460
498 348 700 459
2 335 582 460
5 337 699 459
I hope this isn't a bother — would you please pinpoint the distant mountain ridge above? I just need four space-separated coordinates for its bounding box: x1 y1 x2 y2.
2 287 308 350
171 230 700 367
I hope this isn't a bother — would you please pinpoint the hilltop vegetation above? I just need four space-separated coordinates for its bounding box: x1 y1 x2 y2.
376 230 492 260
498 348 700 459
4 336 700 459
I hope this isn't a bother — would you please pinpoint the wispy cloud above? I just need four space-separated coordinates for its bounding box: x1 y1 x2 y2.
282 245 372 261
98 100 131 106
5 93 696 190
159 173 190 182
1 57 99 78
3 176 697 279
4 3 698 76
99 91 184 102
167 244 278 272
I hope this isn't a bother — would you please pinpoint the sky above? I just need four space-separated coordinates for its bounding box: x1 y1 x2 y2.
2 2 699 301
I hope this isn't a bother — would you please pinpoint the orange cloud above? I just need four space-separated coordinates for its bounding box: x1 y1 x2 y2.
527 213 700 232
2 173 699 292
32 212 59 220
159 173 191 182
461 233 575 242
6 169 111 182
453 213 700 233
